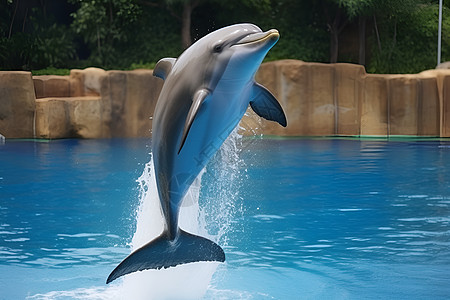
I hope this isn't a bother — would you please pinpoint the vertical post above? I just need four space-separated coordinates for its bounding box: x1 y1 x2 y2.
438 0 443 66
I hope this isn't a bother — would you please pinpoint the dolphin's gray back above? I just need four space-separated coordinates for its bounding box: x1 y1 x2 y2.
152 71 193 236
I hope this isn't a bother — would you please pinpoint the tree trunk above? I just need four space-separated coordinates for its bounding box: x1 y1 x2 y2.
22 7 28 32
373 15 382 52
8 0 19 39
40 0 47 19
181 1 193 49
330 29 339 63
181 0 201 49
358 15 366 66
388 20 397 61
324 5 346 63
97 26 102 57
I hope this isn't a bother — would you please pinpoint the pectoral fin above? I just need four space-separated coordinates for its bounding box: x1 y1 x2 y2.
153 58 176 80
250 83 287 127
178 89 209 154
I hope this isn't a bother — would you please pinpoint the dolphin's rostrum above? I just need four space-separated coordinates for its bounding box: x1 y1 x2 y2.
107 23 287 284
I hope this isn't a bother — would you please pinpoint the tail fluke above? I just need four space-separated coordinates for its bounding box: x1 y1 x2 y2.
106 230 225 284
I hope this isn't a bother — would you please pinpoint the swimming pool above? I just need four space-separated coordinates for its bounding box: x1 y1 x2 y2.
0 137 449 299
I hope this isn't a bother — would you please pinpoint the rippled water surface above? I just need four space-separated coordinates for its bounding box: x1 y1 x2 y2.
0 138 449 299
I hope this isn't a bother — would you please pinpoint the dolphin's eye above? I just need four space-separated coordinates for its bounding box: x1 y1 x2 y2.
213 44 223 53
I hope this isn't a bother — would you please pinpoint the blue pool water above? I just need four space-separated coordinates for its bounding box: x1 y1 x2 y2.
0 137 449 299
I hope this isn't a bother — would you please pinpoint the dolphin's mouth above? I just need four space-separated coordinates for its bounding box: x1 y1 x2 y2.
233 29 279 46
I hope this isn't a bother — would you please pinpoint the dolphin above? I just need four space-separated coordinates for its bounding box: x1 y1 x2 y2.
107 23 287 284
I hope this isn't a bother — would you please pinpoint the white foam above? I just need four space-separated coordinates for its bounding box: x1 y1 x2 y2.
118 130 244 299
119 158 219 300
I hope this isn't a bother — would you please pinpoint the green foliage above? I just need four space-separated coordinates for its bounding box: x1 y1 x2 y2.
0 4 76 70
70 0 142 67
30 21 77 69
335 0 376 18
0 0 447 74
209 0 328 62
0 34 34 70
266 0 329 62
367 3 450 73
32 68 71 76
113 4 182 68
0 24 75 70
129 62 157 70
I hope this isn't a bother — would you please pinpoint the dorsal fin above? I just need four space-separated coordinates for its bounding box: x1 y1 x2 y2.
153 58 176 80
250 82 287 127
178 89 210 154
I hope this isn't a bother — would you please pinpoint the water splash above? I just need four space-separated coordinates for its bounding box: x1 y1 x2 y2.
198 128 247 247
118 157 218 300
27 130 245 300
119 128 246 299
27 286 122 300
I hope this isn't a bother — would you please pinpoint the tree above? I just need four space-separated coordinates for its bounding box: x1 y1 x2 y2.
320 0 375 64
178 0 201 49
367 0 450 73
319 0 429 67
70 0 141 66
139 0 200 49
1 0 445 73
0 0 77 70
140 0 271 49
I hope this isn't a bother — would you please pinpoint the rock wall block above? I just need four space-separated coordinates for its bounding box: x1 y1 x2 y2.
442 75 450 137
360 74 388 136
388 76 419 135
33 76 71 98
418 76 440 136
335 63 365 136
35 96 102 139
35 98 70 139
0 71 36 138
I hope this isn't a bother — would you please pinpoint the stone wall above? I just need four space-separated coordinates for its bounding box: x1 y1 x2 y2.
241 60 450 137
31 68 162 139
0 71 36 138
1 60 450 139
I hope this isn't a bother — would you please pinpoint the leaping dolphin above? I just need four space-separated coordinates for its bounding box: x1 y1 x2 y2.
107 23 287 284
